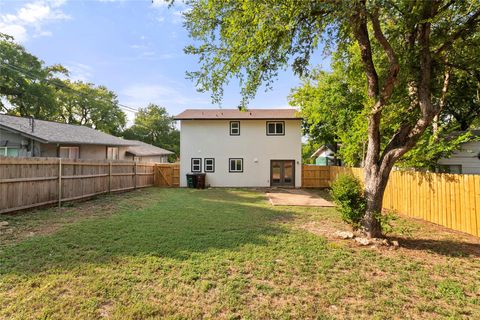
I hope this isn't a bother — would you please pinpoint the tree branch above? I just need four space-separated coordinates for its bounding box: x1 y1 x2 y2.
434 8 480 55
350 1 379 99
369 9 400 103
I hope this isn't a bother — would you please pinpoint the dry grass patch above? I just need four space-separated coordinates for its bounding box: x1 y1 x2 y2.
0 188 479 319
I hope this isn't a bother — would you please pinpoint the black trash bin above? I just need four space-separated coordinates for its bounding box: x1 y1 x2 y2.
186 173 197 188
196 173 206 189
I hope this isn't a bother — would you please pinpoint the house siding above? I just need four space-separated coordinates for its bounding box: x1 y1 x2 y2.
179 119 302 187
437 141 480 174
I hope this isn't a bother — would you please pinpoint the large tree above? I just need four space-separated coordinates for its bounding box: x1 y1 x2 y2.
122 104 180 160
0 33 127 134
0 33 66 119
55 80 126 135
183 0 480 237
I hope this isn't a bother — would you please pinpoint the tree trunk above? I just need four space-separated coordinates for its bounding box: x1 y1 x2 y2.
362 164 391 238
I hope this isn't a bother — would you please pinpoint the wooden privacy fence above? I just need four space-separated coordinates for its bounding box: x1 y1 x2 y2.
303 165 480 237
154 163 180 187
0 157 155 214
302 165 331 188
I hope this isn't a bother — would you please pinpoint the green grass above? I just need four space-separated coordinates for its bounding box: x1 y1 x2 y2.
0 188 479 319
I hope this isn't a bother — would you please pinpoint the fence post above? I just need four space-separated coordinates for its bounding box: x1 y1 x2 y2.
108 161 112 193
58 158 62 207
134 162 137 189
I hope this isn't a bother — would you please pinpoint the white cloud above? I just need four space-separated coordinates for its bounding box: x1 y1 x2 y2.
121 83 209 111
152 0 187 25
0 0 70 43
65 62 93 82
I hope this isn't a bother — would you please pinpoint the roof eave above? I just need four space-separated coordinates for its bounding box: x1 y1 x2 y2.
174 117 303 120
0 123 49 143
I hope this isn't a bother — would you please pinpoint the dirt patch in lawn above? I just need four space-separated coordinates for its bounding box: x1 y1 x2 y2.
295 209 480 264
266 188 335 207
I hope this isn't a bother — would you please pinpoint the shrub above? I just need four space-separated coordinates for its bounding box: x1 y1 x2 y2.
330 173 366 228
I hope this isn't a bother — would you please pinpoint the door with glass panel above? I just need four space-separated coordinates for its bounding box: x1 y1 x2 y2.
270 160 295 187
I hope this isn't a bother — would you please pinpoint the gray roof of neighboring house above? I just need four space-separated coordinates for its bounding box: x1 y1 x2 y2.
174 108 302 120
0 114 134 146
126 140 174 156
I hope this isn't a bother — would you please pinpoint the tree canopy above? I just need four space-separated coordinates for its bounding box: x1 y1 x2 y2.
122 104 180 161
0 33 125 134
183 0 480 237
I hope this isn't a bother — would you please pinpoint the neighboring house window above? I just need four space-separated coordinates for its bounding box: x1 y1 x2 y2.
59 147 79 159
230 121 240 136
229 158 243 172
0 147 19 157
266 121 285 136
191 158 202 172
204 158 215 172
107 147 119 160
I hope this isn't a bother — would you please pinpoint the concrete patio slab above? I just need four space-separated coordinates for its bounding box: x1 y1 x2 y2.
265 189 335 207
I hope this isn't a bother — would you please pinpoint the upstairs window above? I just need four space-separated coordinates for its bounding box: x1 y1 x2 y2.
266 121 284 136
230 121 240 136
229 158 243 172
191 158 202 172
59 146 79 159
204 158 215 172
107 147 119 160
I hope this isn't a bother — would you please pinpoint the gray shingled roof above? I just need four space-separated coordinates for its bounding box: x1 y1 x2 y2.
0 114 134 146
126 140 174 156
174 108 302 120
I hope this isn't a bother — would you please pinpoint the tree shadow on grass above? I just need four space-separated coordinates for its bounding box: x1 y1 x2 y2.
388 236 480 258
0 189 295 275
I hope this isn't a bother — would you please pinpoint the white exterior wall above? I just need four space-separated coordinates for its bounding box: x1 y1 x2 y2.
437 141 480 174
179 119 302 187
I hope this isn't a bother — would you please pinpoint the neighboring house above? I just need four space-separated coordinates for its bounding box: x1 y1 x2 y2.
0 114 173 162
124 140 174 163
437 130 480 174
175 109 302 187
310 145 339 166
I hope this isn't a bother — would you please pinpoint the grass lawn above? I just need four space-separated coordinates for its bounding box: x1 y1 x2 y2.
0 188 479 319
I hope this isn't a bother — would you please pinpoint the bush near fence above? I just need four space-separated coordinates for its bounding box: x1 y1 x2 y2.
302 165 480 237
0 157 156 214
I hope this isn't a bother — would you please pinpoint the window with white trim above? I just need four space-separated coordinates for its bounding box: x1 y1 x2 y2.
266 121 285 135
107 147 119 160
191 158 202 172
229 158 243 172
204 158 215 172
59 146 79 159
0 147 19 157
230 121 240 135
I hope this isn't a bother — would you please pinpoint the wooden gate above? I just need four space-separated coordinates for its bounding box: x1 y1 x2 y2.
154 163 180 187
301 165 331 188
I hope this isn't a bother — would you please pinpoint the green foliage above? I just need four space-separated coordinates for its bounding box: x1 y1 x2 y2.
376 211 398 236
0 34 127 135
302 142 319 164
330 174 366 228
0 33 67 119
290 63 366 166
399 130 474 170
184 0 480 171
55 80 126 135
122 104 179 160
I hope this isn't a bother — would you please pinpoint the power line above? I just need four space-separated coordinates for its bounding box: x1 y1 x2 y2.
0 61 140 113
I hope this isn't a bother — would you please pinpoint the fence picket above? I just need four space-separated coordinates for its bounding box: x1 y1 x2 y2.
301 165 480 237
0 157 156 214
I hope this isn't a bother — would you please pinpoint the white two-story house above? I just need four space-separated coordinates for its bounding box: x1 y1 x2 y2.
175 109 302 188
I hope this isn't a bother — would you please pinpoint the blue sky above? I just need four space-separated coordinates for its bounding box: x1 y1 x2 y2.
0 0 330 123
